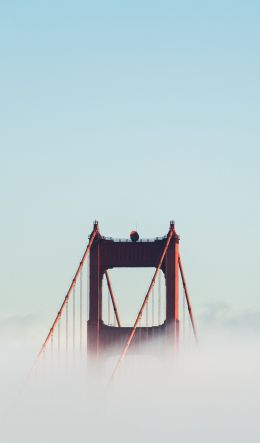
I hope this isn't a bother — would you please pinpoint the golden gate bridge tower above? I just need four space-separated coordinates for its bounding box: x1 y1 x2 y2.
34 221 197 376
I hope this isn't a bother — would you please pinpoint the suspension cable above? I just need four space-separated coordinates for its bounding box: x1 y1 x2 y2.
178 255 198 342
105 271 121 327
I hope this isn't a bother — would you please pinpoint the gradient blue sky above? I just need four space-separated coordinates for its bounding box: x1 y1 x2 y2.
1 1 260 340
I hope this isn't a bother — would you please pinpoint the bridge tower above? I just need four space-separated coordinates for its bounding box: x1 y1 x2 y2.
87 221 180 358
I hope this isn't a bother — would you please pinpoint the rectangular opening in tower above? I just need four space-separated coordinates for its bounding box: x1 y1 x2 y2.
102 268 166 327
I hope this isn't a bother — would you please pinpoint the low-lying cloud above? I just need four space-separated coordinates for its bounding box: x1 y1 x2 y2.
1 327 260 443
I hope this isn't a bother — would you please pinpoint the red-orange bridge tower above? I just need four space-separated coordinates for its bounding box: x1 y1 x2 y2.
88 221 180 357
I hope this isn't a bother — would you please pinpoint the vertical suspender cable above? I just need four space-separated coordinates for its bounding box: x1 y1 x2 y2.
158 270 161 325
66 301 68 354
139 313 142 345
108 285 111 325
86 258 89 356
152 285 154 338
73 285 75 353
51 334 53 365
86 259 89 321
80 270 83 355
145 298 148 340
58 320 60 357
183 287 185 341
86 258 89 357
152 286 154 327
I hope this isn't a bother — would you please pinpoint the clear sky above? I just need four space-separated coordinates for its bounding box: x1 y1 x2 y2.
1 1 260 342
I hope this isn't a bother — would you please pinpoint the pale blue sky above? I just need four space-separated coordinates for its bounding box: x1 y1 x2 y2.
1 1 260 341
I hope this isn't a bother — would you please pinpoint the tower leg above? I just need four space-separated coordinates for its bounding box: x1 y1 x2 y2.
165 236 179 347
87 241 101 358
